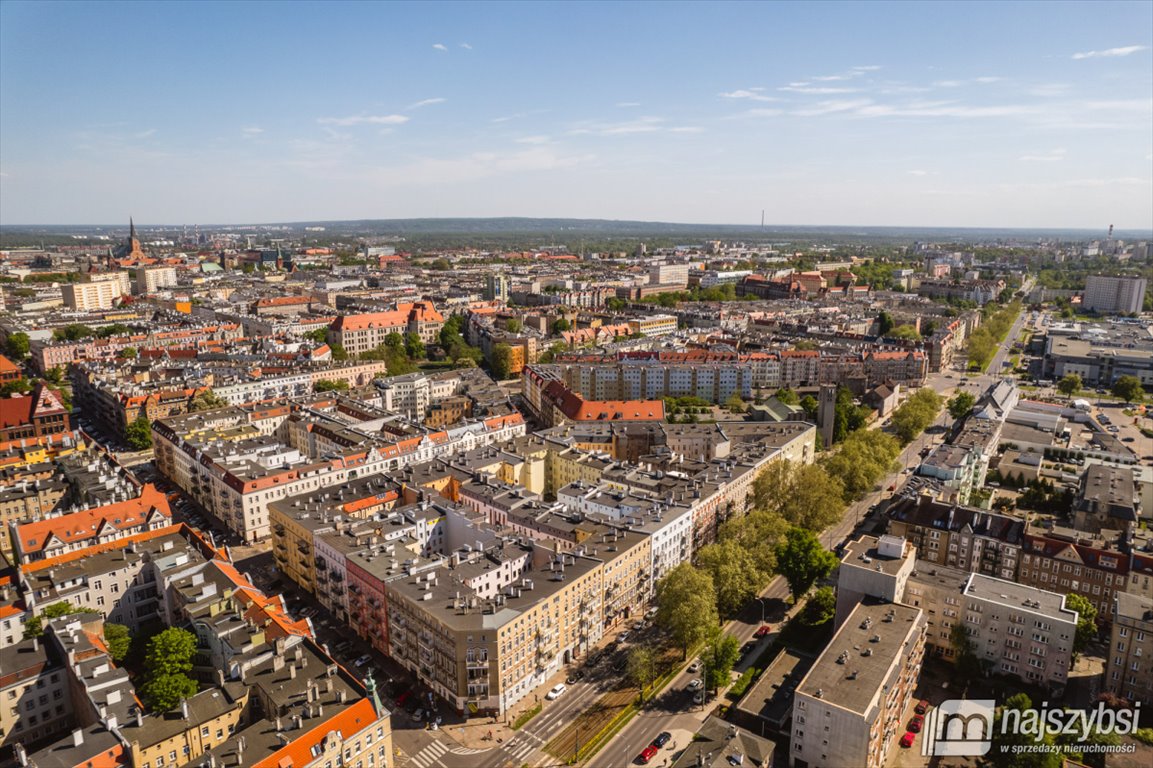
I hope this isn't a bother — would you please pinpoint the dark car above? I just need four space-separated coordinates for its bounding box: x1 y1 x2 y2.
652 732 672 748
566 670 585 684
741 641 757 657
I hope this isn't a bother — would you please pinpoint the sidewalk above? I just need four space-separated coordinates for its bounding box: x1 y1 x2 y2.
438 665 572 750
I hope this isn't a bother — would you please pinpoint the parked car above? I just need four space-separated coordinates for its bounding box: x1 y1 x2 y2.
546 683 567 700
915 699 930 715
693 690 706 705
741 641 757 656
636 745 659 764
688 660 701 674
900 731 916 748
686 679 703 692
755 625 772 638
566 670 584 685
411 708 424 722
908 715 924 733
618 631 630 643
353 655 371 667
652 732 672 748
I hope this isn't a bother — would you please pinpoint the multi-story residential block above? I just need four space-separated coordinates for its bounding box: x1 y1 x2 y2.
958 573 1077 686
1082 274 1148 315
627 314 678 337
328 302 445 355
9 483 173 564
790 601 926 768
0 383 72 447
1106 591 1153 704
61 277 125 311
834 535 915 629
133 265 178 295
886 495 1023 581
0 476 67 559
1019 521 1129 620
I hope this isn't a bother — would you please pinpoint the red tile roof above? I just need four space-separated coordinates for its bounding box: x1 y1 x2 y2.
16 484 172 556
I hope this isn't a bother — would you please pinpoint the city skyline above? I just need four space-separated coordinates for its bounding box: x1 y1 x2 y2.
1 0 1151 228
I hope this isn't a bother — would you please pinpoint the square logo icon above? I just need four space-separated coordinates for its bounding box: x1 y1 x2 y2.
922 699 995 757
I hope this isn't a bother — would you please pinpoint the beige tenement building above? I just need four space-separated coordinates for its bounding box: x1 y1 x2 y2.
133 265 178 295
61 275 126 310
1106 591 1153 704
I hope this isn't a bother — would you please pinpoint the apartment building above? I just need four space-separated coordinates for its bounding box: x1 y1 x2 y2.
1106 592 1153 704
0 477 66 559
627 314 678 337
328 302 445 354
1019 522 1129 619
886 496 1023 581
790 601 926 768
61 280 121 311
834 535 915 629
133 265 178 295
1082 274 1148 315
0 383 72 446
9 483 173 564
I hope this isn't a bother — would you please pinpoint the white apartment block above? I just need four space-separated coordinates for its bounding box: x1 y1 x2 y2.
61 280 120 311
1082 274 1148 315
133 265 178 295
791 601 926 768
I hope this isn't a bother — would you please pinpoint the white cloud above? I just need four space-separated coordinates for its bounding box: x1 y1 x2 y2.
851 65 882 72
241 126 264 137
134 128 157 139
668 126 705 133
460 43 472 50
811 74 850 82
1020 148 1067 162
616 101 642 107
515 135 552 145
780 85 860 94
1072 45 1147 60
719 88 777 102
908 170 928 176
975 76 1002 84
570 116 664 135
406 97 446 110
933 80 963 88
317 114 410 127
791 99 873 116
432 43 448 51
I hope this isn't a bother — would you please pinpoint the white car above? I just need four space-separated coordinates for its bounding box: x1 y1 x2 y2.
687 678 703 692
688 661 701 674
546 683 567 700
353 655 371 667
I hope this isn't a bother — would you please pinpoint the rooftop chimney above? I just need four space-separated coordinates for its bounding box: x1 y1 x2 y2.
72 728 84 747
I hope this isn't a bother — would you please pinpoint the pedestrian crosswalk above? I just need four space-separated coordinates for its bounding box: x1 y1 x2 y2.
409 740 449 768
502 737 537 764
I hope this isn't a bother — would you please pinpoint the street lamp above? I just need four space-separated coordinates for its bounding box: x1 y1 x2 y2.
757 596 769 625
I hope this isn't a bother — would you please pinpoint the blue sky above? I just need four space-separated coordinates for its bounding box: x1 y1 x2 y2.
1 0 1151 229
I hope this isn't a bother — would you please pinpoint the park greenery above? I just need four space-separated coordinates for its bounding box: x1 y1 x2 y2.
189 389 227 411
947 391 976 421
1112 374 1145 404
5 331 30 360
1057 373 1082 398
314 378 350 393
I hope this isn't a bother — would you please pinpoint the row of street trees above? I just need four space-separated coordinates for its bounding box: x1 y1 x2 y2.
965 301 1022 371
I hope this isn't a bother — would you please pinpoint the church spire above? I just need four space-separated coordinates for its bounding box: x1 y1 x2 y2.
130 217 136 240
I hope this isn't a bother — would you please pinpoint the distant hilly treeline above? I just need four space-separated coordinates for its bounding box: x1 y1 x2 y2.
1 217 1148 251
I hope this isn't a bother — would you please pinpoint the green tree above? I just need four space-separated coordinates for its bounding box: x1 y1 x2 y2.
889 324 921 341
774 527 838 602
490 343 514 380
96 323 131 338
987 693 1063 768
876 311 895 336
53 324 95 342
125 415 153 451
404 332 425 360
384 332 405 351
1112 375 1145 404
385 347 418 376
626 645 657 700
699 628 741 692
314 379 350 393
753 460 845 531
23 602 99 639
144 627 198 678
120 347 137 360
655 563 719 658
822 429 901 501
695 540 766 619
724 392 746 413
891 387 943 444
1 378 32 395
1065 593 1098 656
189 389 227 411
947 391 976 421
802 586 836 626
505 318 523 334
833 386 869 442
140 673 199 713
430 257 451 271
329 343 349 361
5 331 30 360
304 327 329 343
1057 373 1083 398
950 623 987 687
551 317 570 333
718 509 790 576
605 296 626 311
774 387 799 406
104 623 131 663
45 366 65 385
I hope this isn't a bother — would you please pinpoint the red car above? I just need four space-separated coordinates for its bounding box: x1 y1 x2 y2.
900 731 916 748
908 714 924 733
637 745 659 764
755 624 772 638
915 699 930 715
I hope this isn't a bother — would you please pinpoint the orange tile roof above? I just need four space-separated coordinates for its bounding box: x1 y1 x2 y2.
16 484 171 556
0 355 20 376
252 698 377 768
